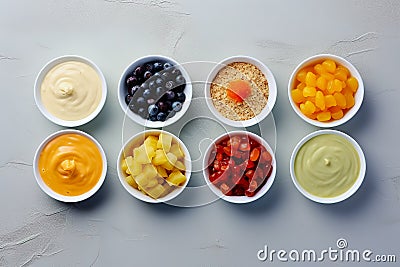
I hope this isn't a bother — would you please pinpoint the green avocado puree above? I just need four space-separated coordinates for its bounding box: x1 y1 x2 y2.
294 134 360 198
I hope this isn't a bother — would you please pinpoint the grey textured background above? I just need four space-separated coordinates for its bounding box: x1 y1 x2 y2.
1 0 399 266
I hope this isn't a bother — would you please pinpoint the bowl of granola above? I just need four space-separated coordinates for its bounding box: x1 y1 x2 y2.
205 56 277 128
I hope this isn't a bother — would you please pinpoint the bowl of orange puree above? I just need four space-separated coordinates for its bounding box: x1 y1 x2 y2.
33 129 107 202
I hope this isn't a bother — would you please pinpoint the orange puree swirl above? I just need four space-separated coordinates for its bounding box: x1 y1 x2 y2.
39 133 103 196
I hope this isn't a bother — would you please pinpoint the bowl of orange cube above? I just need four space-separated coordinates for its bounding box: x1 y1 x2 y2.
288 54 364 127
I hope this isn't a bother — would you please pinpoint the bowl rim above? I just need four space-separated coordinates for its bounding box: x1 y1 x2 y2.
117 55 193 129
32 129 108 202
288 53 364 128
289 129 366 204
202 130 276 204
204 55 277 128
34 55 108 127
116 129 192 203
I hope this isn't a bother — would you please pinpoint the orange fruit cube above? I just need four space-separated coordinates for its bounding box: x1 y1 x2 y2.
330 106 344 120
305 72 317 87
345 93 355 108
322 59 336 73
346 77 359 92
315 91 326 110
317 111 332 122
303 86 317 97
316 76 327 91
291 89 305 104
333 92 346 108
325 95 337 108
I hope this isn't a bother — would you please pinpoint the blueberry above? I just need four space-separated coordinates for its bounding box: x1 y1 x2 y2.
149 115 157 121
176 92 186 103
155 78 163 86
175 75 185 85
157 101 168 113
171 68 181 77
147 98 155 105
173 84 185 93
144 63 153 72
143 89 151 99
144 71 152 80
149 80 157 91
172 101 182 112
165 90 175 100
148 104 158 116
137 107 147 119
125 94 133 105
163 62 172 70
165 100 172 110
126 76 138 88
129 85 140 96
136 97 146 108
134 66 143 76
156 112 167 121
165 80 175 90
153 62 163 72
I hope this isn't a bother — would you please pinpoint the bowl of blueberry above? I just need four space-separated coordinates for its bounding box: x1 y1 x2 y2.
118 55 192 128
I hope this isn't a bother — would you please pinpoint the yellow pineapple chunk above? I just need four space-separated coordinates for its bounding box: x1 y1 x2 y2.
125 156 142 176
125 175 138 189
170 143 184 159
157 133 173 152
167 170 186 186
174 161 186 171
135 173 149 188
160 183 172 197
143 164 158 179
144 135 158 149
121 158 128 172
161 160 174 171
157 166 168 178
133 145 151 164
146 178 158 189
152 149 168 166
166 152 178 166
146 184 166 199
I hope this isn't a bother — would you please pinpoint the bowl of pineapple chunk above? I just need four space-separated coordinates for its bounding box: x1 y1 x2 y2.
117 130 191 203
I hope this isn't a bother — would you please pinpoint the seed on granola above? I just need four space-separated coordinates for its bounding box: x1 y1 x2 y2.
210 62 269 121
226 80 252 103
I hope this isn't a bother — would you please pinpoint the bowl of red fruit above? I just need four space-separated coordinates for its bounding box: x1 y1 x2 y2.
118 55 192 128
203 131 276 204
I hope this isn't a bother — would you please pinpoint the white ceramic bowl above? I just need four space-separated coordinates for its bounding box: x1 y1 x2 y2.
202 131 276 204
118 55 192 128
288 54 364 128
117 130 192 203
34 55 107 127
205 55 277 128
33 129 107 202
290 130 366 204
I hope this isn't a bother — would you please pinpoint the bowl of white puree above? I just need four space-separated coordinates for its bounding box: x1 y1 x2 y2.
34 55 107 127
